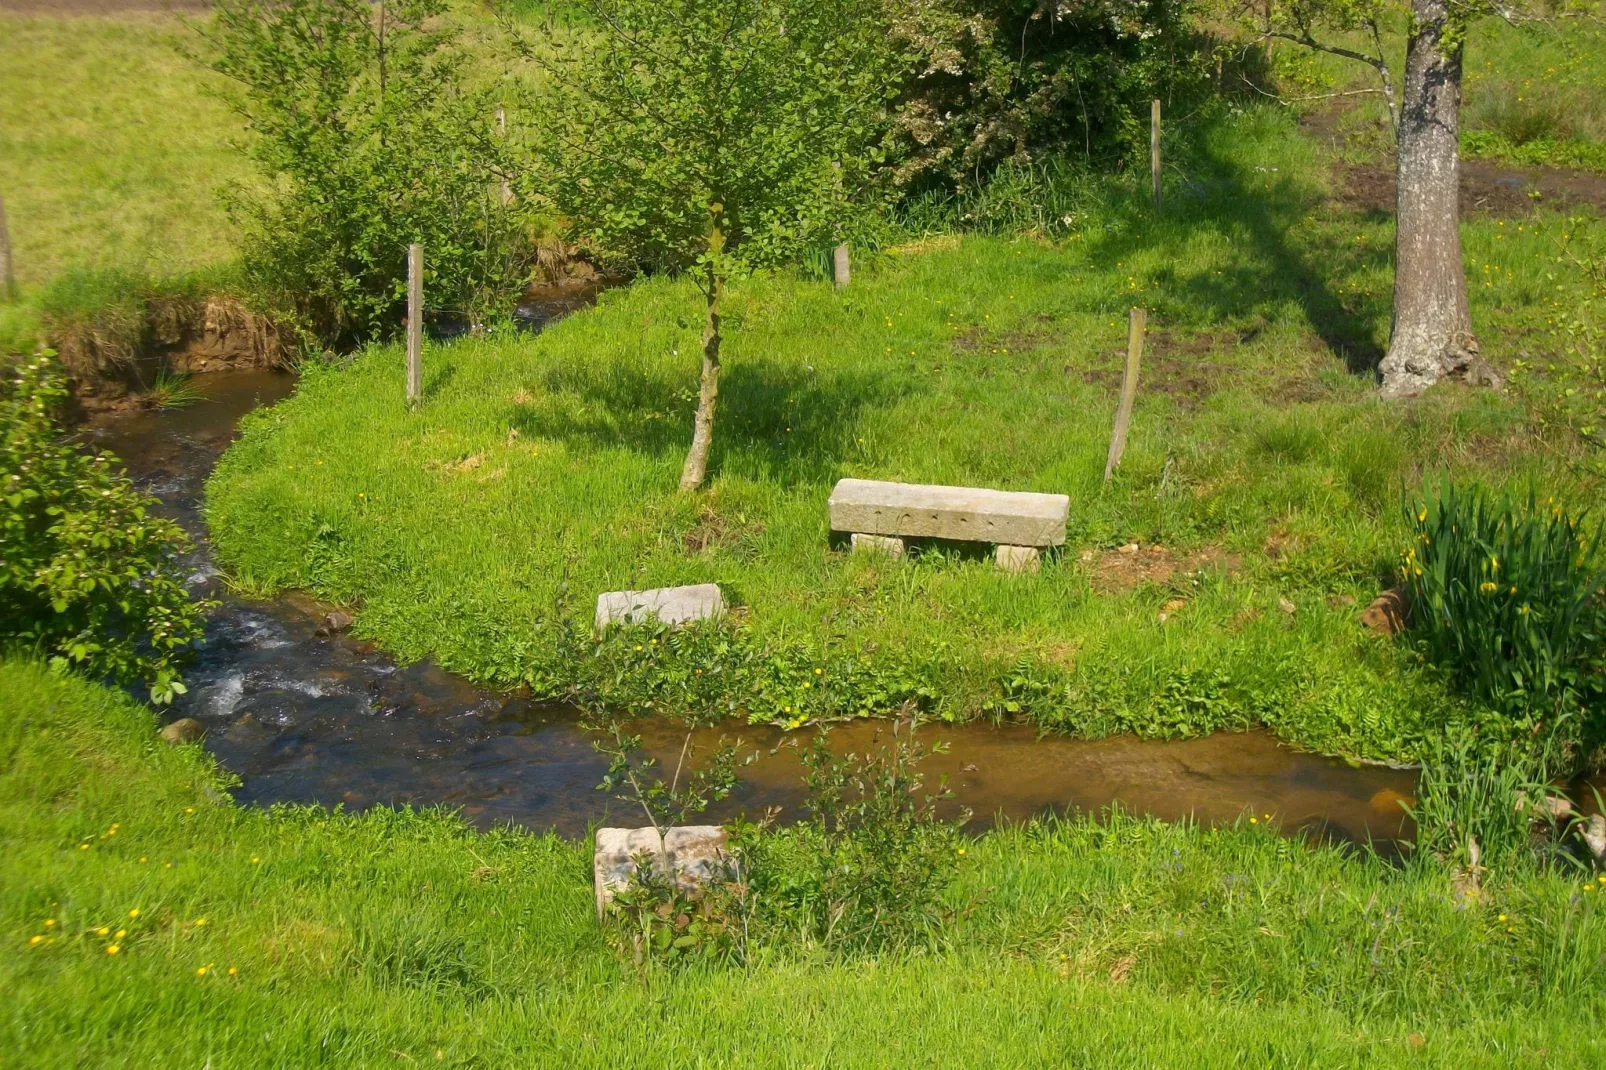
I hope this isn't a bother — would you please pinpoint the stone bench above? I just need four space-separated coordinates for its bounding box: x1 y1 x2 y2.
828 478 1068 572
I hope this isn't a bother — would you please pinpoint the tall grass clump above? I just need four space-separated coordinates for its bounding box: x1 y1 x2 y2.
1403 480 1606 763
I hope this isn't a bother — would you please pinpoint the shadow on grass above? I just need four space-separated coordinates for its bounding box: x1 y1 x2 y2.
1087 132 1393 377
512 356 919 486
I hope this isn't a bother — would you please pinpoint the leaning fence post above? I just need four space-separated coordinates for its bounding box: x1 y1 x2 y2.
1104 307 1147 483
406 243 423 404
0 194 15 303
1150 99 1162 214
833 243 850 288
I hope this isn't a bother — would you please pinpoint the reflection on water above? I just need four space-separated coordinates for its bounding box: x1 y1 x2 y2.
85 356 1421 848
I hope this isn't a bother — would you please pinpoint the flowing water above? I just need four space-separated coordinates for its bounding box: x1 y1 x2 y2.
84 321 1421 848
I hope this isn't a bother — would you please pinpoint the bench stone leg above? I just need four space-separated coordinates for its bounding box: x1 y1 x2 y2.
995 544 1041 573
851 533 905 558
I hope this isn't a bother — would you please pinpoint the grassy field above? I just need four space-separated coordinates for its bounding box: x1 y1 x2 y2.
204 107 1604 761
1275 13 1606 172
0 10 243 292
3 656 1604 1067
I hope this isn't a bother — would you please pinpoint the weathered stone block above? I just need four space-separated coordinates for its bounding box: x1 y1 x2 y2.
664 825 732 893
595 583 725 631
594 826 735 918
994 544 1040 573
828 478 1068 548
594 826 666 918
851 532 905 558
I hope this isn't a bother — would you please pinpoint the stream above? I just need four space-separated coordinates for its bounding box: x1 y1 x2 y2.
84 312 1420 847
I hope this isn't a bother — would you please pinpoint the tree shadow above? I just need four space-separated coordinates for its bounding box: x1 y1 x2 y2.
1086 136 1391 378
510 355 918 486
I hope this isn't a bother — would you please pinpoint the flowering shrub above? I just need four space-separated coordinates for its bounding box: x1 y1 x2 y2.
1402 480 1606 760
0 355 210 703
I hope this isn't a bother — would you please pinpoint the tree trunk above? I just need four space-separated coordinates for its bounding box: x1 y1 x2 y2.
1379 0 1477 399
679 265 722 491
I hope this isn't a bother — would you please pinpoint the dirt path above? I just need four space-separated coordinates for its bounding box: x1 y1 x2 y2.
1333 157 1606 218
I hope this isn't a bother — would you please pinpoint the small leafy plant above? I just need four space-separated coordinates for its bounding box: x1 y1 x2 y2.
745 713 970 952
1402 479 1606 760
1 355 211 702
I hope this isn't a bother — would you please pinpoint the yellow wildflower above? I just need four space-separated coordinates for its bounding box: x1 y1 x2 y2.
128 909 140 919
28 935 43 946
44 919 55 928
106 945 120 955
96 927 109 937
115 929 126 939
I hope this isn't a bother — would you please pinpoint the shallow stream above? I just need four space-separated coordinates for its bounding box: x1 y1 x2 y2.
85 306 1420 847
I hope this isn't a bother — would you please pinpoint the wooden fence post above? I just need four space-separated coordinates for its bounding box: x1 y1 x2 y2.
833 243 850 288
1150 99 1162 214
1104 307 1147 483
406 243 423 404
0 195 15 303
496 106 512 207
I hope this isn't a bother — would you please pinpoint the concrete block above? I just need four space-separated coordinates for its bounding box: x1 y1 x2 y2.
664 825 732 893
595 583 724 631
851 532 905 558
828 478 1068 548
594 826 666 918
995 544 1041 573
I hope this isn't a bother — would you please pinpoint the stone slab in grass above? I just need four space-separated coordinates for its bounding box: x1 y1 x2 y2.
595 583 725 631
829 478 1069 548
594 825 731 917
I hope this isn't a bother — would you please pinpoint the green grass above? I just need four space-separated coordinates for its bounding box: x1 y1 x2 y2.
0 11 244 294
1275 12 1606 173
204 107 1605 762
4 656 1604 1066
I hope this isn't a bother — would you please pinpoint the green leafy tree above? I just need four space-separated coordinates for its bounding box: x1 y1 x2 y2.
204 0 533 350
1 356 210 703
520 0 903 490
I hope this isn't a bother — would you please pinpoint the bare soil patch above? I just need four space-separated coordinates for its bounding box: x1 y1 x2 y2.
1332 159 1606 218
1079 542 1239 595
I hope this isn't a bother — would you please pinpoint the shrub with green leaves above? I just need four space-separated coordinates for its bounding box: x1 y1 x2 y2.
1402 480 1606 760
205 0 533 351
0 356 210 703
741 718 968 951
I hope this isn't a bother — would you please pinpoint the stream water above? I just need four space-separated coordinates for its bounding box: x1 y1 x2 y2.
83 312 1421 848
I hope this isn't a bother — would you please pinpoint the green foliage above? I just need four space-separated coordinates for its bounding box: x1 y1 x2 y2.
1402 480 1606 758
887 0 1225 190
8 658 1606 1064
1510 220 1606 480
742 718 967 951
204 0 533 350
523 0 904 275
0 357 209 702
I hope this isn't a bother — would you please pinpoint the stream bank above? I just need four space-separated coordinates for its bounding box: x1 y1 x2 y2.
86 362 1421 846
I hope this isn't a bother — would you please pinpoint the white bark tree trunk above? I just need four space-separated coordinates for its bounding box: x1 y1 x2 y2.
1379 0 1478 398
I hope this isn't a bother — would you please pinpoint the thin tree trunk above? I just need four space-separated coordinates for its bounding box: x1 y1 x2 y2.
679 263 722 491
1379 0 1477 398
